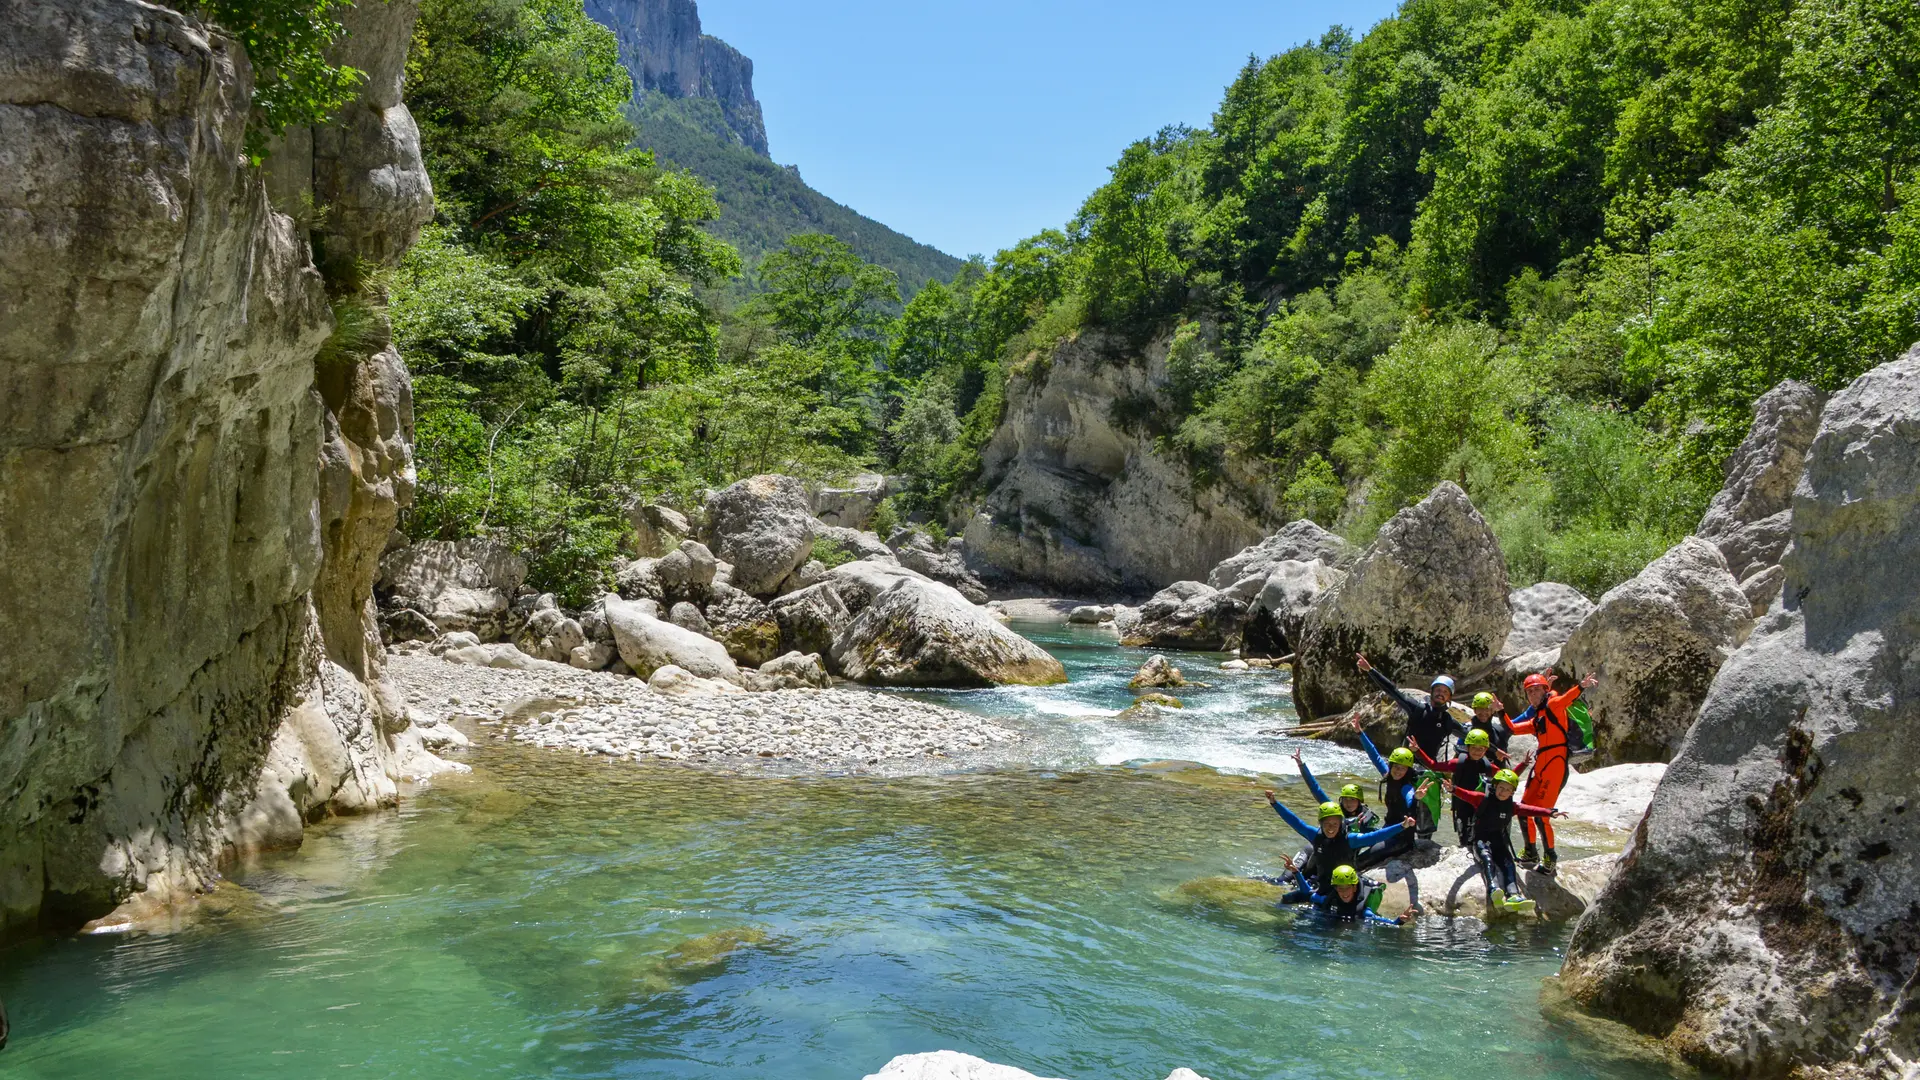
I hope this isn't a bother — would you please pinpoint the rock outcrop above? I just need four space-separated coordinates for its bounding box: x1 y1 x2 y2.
1559 537 1752 764
0 0 449 939
769 582 852 658
1558 351 1920 1077
1293 484 1512 720
704 474 817 597
890 531 990 604
1465 581 1594 705
809 472 898 528
579 0 768 155
832 578 1068 688
965 332 1272 593
1205 519 1356 589
378 539 529 637
1695 379 1828 583
702 582 782 667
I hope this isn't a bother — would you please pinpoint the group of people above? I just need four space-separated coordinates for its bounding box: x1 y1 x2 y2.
1261 652 1598 925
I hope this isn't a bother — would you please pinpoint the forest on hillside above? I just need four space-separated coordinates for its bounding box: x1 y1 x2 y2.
344 0 1917 603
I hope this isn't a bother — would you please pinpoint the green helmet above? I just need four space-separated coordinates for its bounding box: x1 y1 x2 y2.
1339 783 1364 802
1472 691 1496 709
1387 747 1417 768
1331 865 1361 887
1318 801 1345 821
1494 768 1521 787
1465 728 1492 748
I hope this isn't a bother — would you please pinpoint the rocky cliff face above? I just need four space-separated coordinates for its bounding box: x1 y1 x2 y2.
0 0 446 940
583 0 768 156
964 333 1274 595
1556 349 1920 1078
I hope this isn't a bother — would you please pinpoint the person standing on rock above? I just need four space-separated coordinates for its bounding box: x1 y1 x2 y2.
1354 655 1469 834
1450 768 1565 914
1507 670 1600 873
1262 793 1415 898
1466 692 1515 756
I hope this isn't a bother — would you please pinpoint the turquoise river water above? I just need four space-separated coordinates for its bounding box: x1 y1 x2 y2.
0 623 1671 1079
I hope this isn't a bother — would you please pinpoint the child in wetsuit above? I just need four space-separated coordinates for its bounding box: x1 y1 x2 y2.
1413 727 1502 846
1452 769 1564 910
1309 865 1412 926
1293 749 1381 834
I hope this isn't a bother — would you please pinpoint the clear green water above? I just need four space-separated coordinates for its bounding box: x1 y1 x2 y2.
0 626 1666 1080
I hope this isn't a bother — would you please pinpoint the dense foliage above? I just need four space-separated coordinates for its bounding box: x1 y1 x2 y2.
392 0 1919 603
198 0 364 156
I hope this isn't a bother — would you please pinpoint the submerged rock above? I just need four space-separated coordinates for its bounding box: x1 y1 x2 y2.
1557 350 1920 1076
832 578 1067 688
1294 483 1511 720
1559 537 1751 764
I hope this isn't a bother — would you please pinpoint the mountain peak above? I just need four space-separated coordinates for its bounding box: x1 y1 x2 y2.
583 0 768 156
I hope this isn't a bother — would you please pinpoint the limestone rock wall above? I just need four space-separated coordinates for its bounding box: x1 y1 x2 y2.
0 0 441 940
583 0 769 155
965 333 1273 595
1556 349 1920 1078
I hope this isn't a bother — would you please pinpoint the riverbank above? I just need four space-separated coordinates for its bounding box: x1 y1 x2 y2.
388 652 1021 771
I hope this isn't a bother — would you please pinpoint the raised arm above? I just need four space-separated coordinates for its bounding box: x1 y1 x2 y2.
1365 665 1424 720
1349 819 1408 850
1356 728 1389 776
1266 794 1321 840
1452 786 1485 809
1412 742 1456 773
1298 759 1332 806
1513 800 1564 819
1507 704 1540 736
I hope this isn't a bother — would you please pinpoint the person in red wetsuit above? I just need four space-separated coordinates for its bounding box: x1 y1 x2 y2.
1507 670 1600 873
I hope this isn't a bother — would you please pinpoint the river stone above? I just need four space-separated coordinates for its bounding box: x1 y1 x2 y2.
1127 655 1186 689
832 578 1068 688
515 607 585 663
442 642 571 673
1559 536 1752 764
1294 483 1512 720
604 596 743 684
704 474 817 596
754 651 831 689
769 582 852 659
862 1052 1069 1080
1241 559 1343 658
702 583 783 667
1120 581 1245 650
655 541 716 596
647 664 745 697
1558 351 1920 1076
569 641 616 671
1068 605 1118 624
668 601 712 637
629 503 691 558
615 557 663 601
1206 519 1357 589
1695 379 1827 582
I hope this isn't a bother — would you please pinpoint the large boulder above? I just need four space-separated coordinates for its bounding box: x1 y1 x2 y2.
1559 537 1752 764
702 583 783 667
810 472 900 528
1293 483 1512 719
825 559 935 613
1240 559 1343 658
628 502 692 558
514 607 586 663
603 595 743 684
769 582 852 659
813 524 894 562
832 578 1067 688
1695 379 1828 583
1466 582 1595 705
1118 580 1245 650
378 539 529 637
703 474 817 596
1206 519 1357 589
1557 351 1920 1076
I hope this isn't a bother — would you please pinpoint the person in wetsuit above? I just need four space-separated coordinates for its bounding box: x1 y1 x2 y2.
1452 768 1564 908
1292 749 1380 833
1414 726 1503 846
1507 670 1600 872
1262 795 1414 898
1466 691 1515 756
1309 865 1412 926
1345 718 1430 852
1355 652 1468 761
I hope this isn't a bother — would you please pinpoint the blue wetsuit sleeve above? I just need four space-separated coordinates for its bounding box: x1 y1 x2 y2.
1398 780 1419 811
1271 800 1318 840
1349 820 1406 849
1299 761 1331 805
1364 908 1403 927
1358 730 1388 776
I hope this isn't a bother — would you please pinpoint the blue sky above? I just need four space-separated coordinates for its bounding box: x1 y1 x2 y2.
694 1 1404 260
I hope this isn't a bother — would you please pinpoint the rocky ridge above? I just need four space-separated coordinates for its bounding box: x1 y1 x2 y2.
581 0 767 155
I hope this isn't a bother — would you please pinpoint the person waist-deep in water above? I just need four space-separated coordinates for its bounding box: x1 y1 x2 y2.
1294 748 1380 834
1263 792 1414 896
1309 865 1414 926
1452 769 1565 908
1506 670 1600 873
1413 727 1504 846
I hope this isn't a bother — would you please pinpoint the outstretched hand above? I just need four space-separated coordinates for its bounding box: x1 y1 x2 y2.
1263 788 1279 806
1398 906 1418 925
1551 808 1568 818
1581 672 1601 690
1350 715 1364 733
1355 652 1372 673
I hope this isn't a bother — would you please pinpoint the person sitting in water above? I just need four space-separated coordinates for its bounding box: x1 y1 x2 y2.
1465 691 1515 757
1412 727 1502 847
1291 748 1380 832
1347 716 1432 848
1506 670 1600 873
1262 794 1415 899
1309 865 1413 926
1451 769 1565 912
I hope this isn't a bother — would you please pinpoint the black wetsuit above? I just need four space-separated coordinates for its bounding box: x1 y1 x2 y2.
1366 666 1468 762
1455 787 1554 901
